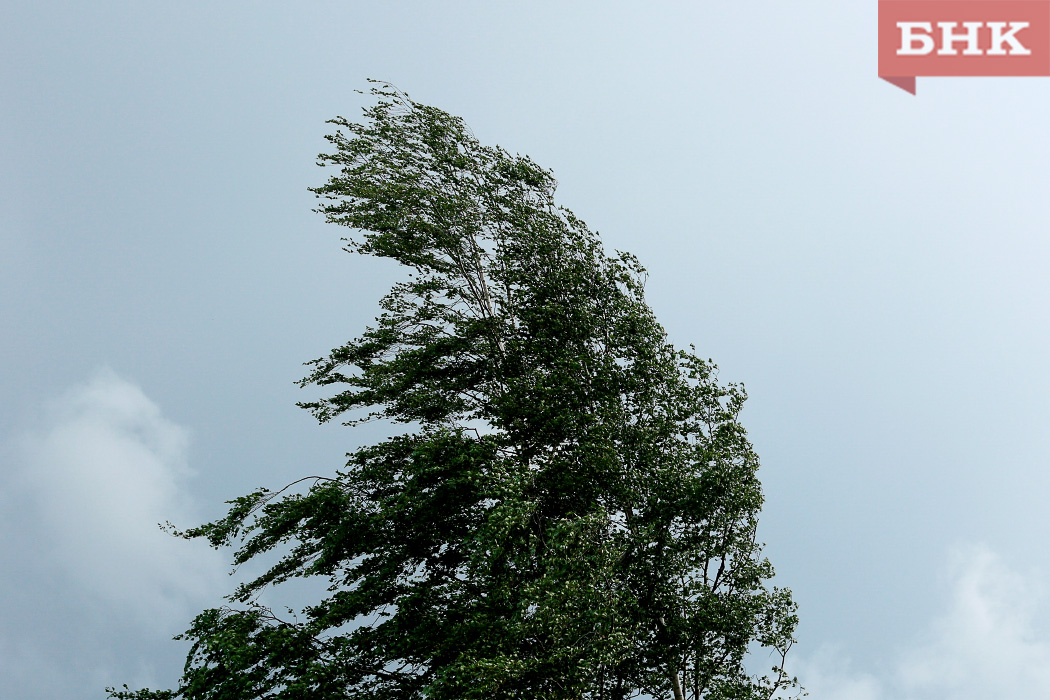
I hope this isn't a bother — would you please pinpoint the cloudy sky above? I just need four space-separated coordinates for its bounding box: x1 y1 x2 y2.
4 2 1050 698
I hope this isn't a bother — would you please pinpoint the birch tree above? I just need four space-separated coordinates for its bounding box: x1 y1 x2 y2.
110 84 799 700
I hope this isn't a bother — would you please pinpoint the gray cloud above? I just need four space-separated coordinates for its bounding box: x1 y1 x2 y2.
791 544 1050 700
0 370 226 699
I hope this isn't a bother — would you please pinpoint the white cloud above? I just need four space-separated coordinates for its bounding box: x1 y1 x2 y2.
0 369 226 699
898 544 1050 699
792 544 1050 700
786 646 883 700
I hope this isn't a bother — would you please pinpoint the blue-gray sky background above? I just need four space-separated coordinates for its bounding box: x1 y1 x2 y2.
3 2 1050 698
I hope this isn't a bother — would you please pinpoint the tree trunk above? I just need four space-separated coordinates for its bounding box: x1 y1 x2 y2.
669 667 685 700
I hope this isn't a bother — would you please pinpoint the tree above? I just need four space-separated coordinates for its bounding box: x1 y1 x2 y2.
110 83 799 700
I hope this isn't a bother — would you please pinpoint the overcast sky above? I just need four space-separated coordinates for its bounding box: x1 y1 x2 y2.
3 2 1050 698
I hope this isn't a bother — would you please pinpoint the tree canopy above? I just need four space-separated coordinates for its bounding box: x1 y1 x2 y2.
110 83 799 700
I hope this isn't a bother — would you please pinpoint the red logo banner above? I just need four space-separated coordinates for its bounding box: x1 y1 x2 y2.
878 0 1050 93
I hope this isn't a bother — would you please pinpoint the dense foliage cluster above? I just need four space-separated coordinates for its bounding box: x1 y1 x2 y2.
111 84 798 700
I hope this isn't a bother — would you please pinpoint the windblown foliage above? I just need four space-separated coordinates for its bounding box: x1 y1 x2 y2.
111 84 799 700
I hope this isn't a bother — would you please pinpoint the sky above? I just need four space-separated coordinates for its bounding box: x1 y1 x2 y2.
3 1 1050 698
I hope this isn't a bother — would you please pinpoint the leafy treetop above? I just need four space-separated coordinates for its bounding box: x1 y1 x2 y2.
110 82 799 700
